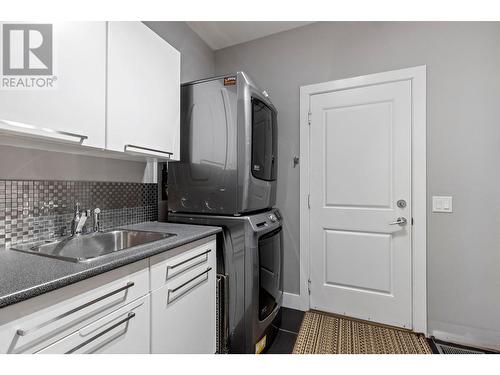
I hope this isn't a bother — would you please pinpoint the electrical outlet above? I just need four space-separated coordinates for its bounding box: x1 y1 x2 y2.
432 196 453 213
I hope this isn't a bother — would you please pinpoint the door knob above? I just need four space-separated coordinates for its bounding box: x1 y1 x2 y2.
389 217 407 226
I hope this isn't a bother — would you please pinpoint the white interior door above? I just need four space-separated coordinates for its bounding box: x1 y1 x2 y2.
309 79 412 329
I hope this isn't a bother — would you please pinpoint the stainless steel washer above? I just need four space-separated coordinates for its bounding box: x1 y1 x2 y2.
169 208 283 354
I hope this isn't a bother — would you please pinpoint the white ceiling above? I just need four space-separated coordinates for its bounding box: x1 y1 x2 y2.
186 21 315 50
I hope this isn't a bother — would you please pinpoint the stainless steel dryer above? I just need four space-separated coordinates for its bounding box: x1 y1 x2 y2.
169 208 283 354
168 71 278 216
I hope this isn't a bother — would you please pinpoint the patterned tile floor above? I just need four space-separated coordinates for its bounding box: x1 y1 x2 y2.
266 308 304 354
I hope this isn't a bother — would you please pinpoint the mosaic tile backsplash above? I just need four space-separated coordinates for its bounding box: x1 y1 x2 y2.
0 180 158 248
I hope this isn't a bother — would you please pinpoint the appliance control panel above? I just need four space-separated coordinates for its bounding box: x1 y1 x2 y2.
274 210 281 221
268 213 277 223
250 209 282 231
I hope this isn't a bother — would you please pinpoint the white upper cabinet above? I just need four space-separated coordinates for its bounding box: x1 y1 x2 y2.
0 22 107 148
0 21 181 161
107 22 180 160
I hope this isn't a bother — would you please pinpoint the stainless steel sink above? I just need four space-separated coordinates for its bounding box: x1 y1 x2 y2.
10 230 176 263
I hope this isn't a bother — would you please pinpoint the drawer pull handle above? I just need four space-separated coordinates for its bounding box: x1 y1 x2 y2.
167 267 212 304
0 118 88 144
124 144 173 158
17 282 135 337
65 312 136 354
166 249 211 279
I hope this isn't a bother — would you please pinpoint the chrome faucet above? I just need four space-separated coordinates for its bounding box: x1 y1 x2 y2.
71 203 91 236
71 203 102 236
71 203 81 236
93 208 102 232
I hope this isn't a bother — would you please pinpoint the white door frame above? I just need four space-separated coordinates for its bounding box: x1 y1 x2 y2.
299 66 427 335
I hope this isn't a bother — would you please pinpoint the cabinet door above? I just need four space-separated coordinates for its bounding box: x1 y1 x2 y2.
107 22 180 160
0 22 106 148
0 260 149 354
37 295 150 354
151 253 216 353
150 237 215 291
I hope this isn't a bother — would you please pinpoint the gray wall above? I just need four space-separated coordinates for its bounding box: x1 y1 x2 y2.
215 22 500 343
144 21 215 83
0 22 215 182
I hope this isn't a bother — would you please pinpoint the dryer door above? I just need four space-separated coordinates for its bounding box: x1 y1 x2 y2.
251 97 277 181
169 79 238 214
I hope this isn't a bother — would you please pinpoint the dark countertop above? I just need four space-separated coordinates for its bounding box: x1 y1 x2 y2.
0 222 221 309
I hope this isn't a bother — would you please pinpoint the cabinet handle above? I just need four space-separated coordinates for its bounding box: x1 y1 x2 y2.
65 312 136 354
16 282 135 337
166 249 211 279
167 267 212 304
124 144 173 158
0 119 88 144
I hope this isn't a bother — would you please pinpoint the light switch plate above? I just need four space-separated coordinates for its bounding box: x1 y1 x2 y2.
432 196 453 213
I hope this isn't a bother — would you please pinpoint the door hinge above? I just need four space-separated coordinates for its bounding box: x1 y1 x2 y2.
308 278 311 295
307 194 311 209
307 111 312 126
411 217 414 225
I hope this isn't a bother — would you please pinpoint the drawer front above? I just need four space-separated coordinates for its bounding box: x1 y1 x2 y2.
151 255 216 353
37 295 150 354
0 259 149 354
150 236 216 291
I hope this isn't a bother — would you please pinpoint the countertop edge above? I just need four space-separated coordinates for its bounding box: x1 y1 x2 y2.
0 225 221 309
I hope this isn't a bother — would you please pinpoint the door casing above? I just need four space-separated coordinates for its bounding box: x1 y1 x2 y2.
299 66 427 335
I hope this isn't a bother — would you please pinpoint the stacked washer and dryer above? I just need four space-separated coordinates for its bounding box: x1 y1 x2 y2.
162 72 283 354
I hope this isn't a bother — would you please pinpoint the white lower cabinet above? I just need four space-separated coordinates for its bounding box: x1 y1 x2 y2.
151 266 216 354
150 238 216 354
0 260 149 354
37 295 150 354
0 236 217 354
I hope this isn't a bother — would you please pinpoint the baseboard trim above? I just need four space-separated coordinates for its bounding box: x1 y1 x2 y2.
283 292 305 311
429 320 500 351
